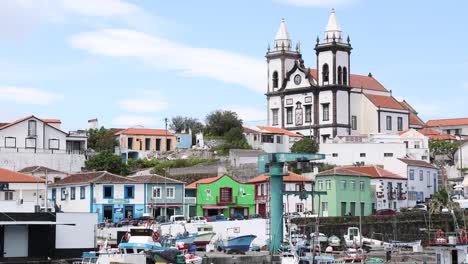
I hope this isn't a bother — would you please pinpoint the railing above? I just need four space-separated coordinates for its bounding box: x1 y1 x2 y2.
0 147 85 155
216 196 238 205
184 197 196 204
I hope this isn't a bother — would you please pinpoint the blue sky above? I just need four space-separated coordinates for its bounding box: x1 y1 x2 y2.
0 0 467 131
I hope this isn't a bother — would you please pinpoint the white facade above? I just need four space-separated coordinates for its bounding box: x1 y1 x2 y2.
0 182 46 212
371 178 413 212
243 126 302 153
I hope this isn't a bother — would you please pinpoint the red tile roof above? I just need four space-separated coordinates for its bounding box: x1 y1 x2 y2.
0 116 63 130
345 166 405 180
429 134 457 141
399 101 425 127
51 171 139 186
0 168 45 183
43 119 61 123
317 167 372 177
417 128 441 136
248 171 313 184
243 127 260 134
115 128 174 136
256 126 303 137
186 176 224 189
364 94 406 110
426 118 468 127
309 69 388 92
398 158 436 169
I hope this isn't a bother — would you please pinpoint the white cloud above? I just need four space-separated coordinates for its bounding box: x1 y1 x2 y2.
112 115 157 127
61 0 141 17
118 90 170 113
0 86 62 105
69 29 265 93
224 105 267 123
275 0 356 7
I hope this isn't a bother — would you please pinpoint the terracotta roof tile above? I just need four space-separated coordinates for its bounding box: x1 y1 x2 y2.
51 171 139 186
364 94 406 110
399 101 425 127
18 166 67 175
248 171 313 184
186 176 224 189
417 128 441 136
243 127 260 134
429 134 457 141
309 69 388 92
317 167 372 177
43 119 61 123
426 118 468 127
128 174 185 184
114 128 174 136
256 126 303 137
0 168 45 183
345 166 405 180
398 158 436 169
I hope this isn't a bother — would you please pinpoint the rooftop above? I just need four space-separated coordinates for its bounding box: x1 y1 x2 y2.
0 168 45 183
256 126 302 137
364 94 406 110
345 166 405 180
317 167 372 177
51 171 139 186
18 166 67 175
186 176 224 189
398 158 436 169
309 69 388 92
128 174 185 184
115 128 174 137
248 171 312 184
426 118 468 127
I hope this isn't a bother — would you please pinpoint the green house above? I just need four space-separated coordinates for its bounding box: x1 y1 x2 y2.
314 167 374 217
186 175 255 218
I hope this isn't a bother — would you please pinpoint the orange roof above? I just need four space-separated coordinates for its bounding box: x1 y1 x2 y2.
408 112 425 127
417 128 441 136
248 171 313 184
243 127 260 134
115 128 174 136
426 118 468 127
186 176 224 189
345 166 405 180
429 134 457 141
0 168 45 183
43 119 61 123
317 167 372 177
364 94 406 110
0 116 62 130
256 126 303 137
309 69 387 92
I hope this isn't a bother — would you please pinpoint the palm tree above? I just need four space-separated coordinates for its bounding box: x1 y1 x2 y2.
429 188 460 215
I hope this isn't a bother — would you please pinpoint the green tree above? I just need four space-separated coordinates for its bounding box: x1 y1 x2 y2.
291 138 319 154
170 116 204 133
429 188 460 214
87 127 117 152
205 110 243 136
429 140 460 163
85 151 128 175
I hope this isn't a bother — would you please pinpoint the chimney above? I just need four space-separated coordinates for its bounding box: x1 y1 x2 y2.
88 118 98 130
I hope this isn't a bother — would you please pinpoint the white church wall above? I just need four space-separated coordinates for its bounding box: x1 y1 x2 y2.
337 90 349 124
318 50 334 85
359 94 379 134
378 111 409 134
268 59 282 92
319 90 333 125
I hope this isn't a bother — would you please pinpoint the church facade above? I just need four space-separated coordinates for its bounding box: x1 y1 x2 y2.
266 10 424 143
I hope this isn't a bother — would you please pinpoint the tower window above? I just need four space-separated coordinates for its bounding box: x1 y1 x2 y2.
286 107 293 124
295 102 303 126
272 109 279 126
343 67 348 85
272 71 279 89
305 105 312 123
322 103 330 121
28 120 37 137
386 116 392 130
322 64 329 84
397 117 403 131
337 66 342 85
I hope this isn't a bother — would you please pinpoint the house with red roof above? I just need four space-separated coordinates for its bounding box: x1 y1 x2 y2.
243 126 302 153
426 117 468 139
114 127 177 160
264 10 423 142
0 115 87 173
248 172 313 217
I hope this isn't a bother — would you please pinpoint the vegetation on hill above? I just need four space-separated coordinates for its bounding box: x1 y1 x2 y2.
85 150 129 175
87 127 117 152
290 137 319 154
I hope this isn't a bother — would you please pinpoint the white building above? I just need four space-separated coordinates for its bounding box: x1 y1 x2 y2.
0 168 47 212
18 166 68 183
248 172 313 217
398 129 430 161
0 115 87 173
265 10 424 142
427 118 468 138
243 126 302 153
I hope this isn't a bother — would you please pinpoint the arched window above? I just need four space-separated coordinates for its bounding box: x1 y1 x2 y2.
322 64 329 84
337 66 342 85
343 67 348 85
295 102 303 125
272 71 279 89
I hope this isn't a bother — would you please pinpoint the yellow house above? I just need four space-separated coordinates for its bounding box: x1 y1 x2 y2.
115 128 177 160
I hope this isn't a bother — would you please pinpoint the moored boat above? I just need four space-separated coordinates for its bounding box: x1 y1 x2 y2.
193 225 216 248
217 234 257 253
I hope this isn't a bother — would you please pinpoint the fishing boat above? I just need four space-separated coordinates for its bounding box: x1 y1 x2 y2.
337 247 366 263
193 225 216 248
428 228 468 264
343 227 389 250
310 232 328 243
388 239 421 248
327 235 341 247
216 234 257 253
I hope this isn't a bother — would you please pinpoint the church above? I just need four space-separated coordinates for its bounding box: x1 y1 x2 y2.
265 10 425 143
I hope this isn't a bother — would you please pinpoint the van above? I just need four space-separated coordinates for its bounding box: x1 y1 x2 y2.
169 215 187 224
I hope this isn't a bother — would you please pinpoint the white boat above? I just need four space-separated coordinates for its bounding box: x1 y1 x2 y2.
193 225 216 248
343 227 389 250
281 251 299 264
310 232 328 243
389 239 421 248
327 235 341 247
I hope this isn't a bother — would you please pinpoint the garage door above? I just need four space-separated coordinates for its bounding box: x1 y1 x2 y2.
4 225 28 257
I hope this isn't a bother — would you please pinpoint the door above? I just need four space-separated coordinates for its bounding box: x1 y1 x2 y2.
124 205 134 219
341 202 347 216
4 225 28 257
360 202 365 216
350 202 356 216
258 203 266 217
167 208 175 217
103 205 113 222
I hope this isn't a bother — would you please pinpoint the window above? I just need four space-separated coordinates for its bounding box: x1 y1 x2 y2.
409 169 414 180
80 186 86 199
296 203 304 213
156 139 161 151
286 107 293 124
272 71 279 89
124 185 135 199
61 187 66 200
166 139 171 151
305 105 312 123
343 67 348 85
153 187 161 198
427 171 431 187
386 116 392 130
145 138 151 150
332 153 338 157
70 187 76 200
49 139 59 150
127 137 133 149
4 191 13 201
4 137 16 148
360 153 366 157
272 109 279 125
295 102 303 125
322 104 330 121
318 180 323 190
455 129 461 136
260 184 264 196
262 135 274 143
350 180 356 190
295 183 303 191
276 136 282 144
414 142 420 149
337 66 342 84
360 181 365 191
351 116 357 130
322 202 328 212
28 120 37 137
52 188 56 201
340 180 347 190
177 137 181 143
322 64 329 83
326 180 331 190
397 117 403 131
166 187 175 199
419 170 423 181
384 153 393 157
103 185 113 199
219 187 232 203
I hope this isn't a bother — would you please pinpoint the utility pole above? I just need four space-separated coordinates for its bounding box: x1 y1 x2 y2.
164 118 168 219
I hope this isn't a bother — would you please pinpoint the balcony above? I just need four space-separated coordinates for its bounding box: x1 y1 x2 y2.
397 192 407 200
216 196 238 205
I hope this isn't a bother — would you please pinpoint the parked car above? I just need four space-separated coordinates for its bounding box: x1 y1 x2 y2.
249 214 263 219
156 215 167 223
283 212 301 218
231 213 245 220
410 204 428 211
207 215 228 222
117 218 131 227
191 216 207 224
303 211 318 217
372 209 396 216
169 215 187 224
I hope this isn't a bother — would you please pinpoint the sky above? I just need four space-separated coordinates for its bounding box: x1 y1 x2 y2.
0 0 467 131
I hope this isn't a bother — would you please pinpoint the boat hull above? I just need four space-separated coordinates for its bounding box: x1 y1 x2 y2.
221 235 256 253
193 232 216 247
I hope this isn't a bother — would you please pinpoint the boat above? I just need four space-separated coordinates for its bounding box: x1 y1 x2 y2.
310 232 328 243
216 235 257 253
327 235 341 247
193 225 216 248
343 227 389 251
281 251 299 264
388 239 421 248
337 247 367 263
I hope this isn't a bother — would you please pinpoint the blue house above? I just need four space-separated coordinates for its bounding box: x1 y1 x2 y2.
176 132 192 149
